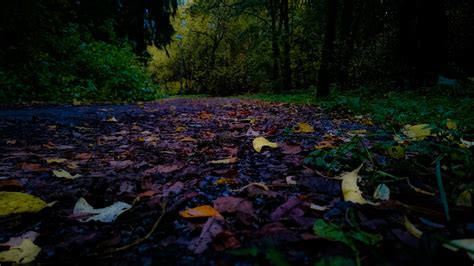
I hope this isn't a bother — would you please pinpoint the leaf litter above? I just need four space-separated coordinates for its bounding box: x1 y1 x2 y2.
0 98 472 265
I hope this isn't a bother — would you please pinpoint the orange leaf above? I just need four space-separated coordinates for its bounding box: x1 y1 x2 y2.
179 205 223 219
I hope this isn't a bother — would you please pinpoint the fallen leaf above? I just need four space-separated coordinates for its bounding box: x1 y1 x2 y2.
461 138 474 148
209 157 238 164
106 116 118 122
53 169 81 180
270 197 302 221
180 136 198 142
446 119 457 129
46 158 67 164
213 197 255 220
386 145 405 159
73 197 132 223
179 205 223 219
175 126 186 132
215 178 238 185
245 127 260 137
213 231 240 251
373 184 390 201
109 160 134 169
188 218 224 254
293 122 315 133
310 204 330 211
443 239 474 260
341 165 367 204
0 239 41 264
0 192 48 216
0 179 23 190
404 216 423 239
456 190 472 207
6 139 17 145
402 124 434 140
0 232 39 247
19 163 46 172
280 143 302 155
286 176 297 185
252 137 278 153
75 153 92 160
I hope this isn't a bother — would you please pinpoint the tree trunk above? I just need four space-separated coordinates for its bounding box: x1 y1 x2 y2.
281 0 292 91
269 0 281 91
316 0 337 98
337 0 355 91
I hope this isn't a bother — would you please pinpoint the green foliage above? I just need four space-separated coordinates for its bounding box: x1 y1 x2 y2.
0 26 160 103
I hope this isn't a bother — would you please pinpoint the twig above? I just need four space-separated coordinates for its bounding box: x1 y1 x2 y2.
232 182 269 192
106 201 167 253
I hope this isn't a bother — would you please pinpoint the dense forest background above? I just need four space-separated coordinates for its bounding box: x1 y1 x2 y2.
1 0 473 102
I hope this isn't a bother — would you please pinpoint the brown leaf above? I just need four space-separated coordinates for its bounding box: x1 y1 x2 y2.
109 160 134 169
18 163 47 172
280 143 302 155
270 197 303 221
144 164 183 175
0 180 23 191
188 218 224 254
213 231 240 251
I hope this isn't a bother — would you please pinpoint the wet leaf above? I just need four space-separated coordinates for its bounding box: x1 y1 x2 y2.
179 205 223 219
73 197 132 223
252 137 278 153
373 184 390 201
214 178 238 185
53 169 81 179
286 176 297 185
404 216 423 239
0 192 48 216
340 165 367 205
0 239 41 264
0 232 39 247
293 122 314 133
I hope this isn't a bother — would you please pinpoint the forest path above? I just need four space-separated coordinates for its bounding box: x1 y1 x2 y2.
0 98 463 265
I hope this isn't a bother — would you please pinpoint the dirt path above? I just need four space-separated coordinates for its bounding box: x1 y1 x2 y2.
0 98 469 265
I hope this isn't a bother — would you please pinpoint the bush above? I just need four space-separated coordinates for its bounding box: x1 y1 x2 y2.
0 25 160 103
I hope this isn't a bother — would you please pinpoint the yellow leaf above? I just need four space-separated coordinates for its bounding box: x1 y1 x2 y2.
443 239 474 260
402 124 434 140
0 239 41 264
0 192 48 216
209 157 238 164
53 169 81 180
179 205 223 219
252 137 278 153
386 145 405 159
341 165 367 204
446 119 457 129
106 117 118 122
46 158 67 164
72 99 81 106
215 178 238 185
456 190 472 207
404 216 423 239
293 122 315 133
175 126 186 132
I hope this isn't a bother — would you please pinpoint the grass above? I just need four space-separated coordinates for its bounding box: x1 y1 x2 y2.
241 86 474 133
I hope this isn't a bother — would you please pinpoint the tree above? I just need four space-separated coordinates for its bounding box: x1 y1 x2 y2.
316 0 337 98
